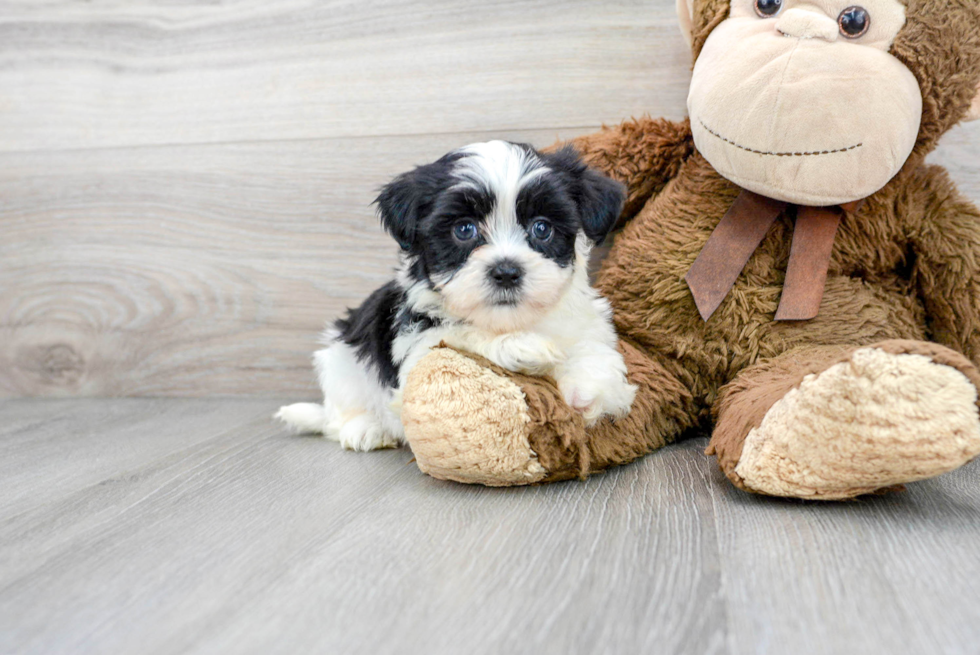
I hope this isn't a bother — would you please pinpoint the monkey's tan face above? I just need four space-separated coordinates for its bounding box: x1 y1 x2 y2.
688 0 922 206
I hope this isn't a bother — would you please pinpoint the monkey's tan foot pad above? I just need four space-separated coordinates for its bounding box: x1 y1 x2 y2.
735 347 980 500
401 346 588 487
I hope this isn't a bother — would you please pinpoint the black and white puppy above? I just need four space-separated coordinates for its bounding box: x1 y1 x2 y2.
277 141 637 450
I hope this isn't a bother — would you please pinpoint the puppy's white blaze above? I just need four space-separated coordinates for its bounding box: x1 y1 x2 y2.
454 141 549 236
483 224 530 255
454 141 547 195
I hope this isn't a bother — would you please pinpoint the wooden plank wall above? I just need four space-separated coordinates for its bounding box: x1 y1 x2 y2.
1 1 978 397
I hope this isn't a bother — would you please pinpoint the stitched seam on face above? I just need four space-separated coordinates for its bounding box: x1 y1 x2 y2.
700 119 863 157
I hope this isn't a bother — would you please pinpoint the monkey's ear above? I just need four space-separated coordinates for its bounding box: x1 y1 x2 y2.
677 0 695 48
965 81 980 122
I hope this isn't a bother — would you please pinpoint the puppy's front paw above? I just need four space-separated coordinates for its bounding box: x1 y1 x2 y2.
558 370 637 426
487 333 564 375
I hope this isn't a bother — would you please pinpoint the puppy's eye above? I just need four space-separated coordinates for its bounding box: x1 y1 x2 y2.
453 221 478 243
754 0 782 17
530 219 554 242
838 6 870 38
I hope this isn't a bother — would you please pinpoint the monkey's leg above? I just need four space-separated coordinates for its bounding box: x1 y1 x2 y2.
709 341 980 500
400 341 697 486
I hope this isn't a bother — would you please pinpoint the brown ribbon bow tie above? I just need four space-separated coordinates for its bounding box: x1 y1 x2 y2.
685 190 861 322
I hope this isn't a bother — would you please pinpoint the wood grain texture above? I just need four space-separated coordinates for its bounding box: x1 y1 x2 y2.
708 462 980 655
0 399 726 655
2 398 979 654
0 0 978 398
0 0 693 152
0 397 274 519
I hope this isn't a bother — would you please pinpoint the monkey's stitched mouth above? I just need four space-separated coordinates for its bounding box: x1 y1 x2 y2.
699 120 863 157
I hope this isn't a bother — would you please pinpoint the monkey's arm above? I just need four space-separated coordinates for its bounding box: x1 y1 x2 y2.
564 117 694 224
907 166 980 365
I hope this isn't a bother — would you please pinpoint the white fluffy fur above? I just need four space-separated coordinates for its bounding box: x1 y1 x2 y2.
277 142 636 450
276 328 404 451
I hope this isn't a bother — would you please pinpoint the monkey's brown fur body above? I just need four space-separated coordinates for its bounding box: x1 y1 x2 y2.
401 0 980 499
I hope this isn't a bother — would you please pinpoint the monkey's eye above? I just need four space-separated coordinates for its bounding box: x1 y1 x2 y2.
754 0 782 17
453 221 478 243
530 219 554 242
838 6 870 38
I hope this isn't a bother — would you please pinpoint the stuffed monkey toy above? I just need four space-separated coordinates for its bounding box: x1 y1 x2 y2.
399 0 980 499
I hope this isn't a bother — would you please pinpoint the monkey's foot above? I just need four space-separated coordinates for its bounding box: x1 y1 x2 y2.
400 347 588 487
713 342 980 500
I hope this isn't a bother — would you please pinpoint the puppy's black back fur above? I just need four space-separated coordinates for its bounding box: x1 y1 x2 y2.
334 281 404 388
334 281 443 389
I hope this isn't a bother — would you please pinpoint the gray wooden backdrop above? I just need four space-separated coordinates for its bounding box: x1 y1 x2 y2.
2 0 978 398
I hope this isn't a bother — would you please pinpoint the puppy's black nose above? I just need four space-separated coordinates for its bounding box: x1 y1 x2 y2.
489 260 524 289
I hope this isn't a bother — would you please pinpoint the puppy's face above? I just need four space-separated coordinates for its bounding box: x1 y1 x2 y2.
376 141 624 332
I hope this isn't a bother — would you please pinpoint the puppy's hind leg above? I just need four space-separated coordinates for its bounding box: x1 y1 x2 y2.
274 343 345 437
275 402 330 435
280 341 402 450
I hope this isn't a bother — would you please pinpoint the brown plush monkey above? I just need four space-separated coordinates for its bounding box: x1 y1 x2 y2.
399 0 980 499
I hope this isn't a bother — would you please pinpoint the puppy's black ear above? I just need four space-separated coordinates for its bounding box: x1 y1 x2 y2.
577 167 626 245
374 170 425 252
374 155 459 252
544 146 625 245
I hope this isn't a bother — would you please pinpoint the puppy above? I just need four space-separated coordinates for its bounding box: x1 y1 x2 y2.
277 141 637 451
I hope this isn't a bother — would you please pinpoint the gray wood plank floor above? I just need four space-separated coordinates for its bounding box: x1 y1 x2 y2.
3 399 979 655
